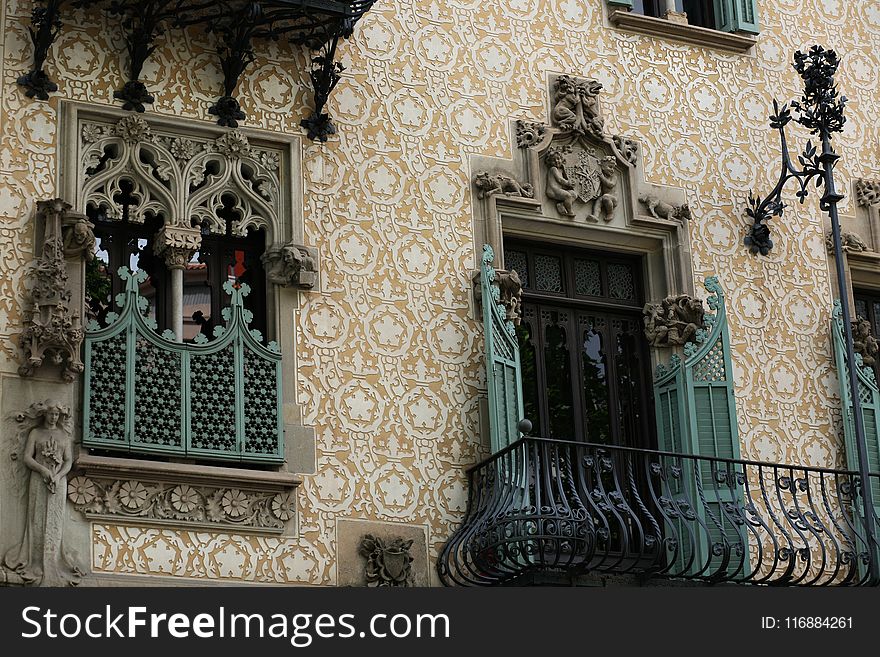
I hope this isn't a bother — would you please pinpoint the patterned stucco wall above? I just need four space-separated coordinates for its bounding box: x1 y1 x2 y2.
2 0 880 583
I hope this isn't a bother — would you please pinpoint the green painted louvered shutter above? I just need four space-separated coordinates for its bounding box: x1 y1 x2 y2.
607 0 633 7
653 277 746 575
480 245 526 453
831 301 880 520
713 0 760 34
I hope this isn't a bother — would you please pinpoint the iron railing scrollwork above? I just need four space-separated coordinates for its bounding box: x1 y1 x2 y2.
438 437 879 586
83 267 284 464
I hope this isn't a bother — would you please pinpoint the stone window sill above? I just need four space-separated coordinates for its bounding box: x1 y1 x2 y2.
71 453 302 535
608 10 757 53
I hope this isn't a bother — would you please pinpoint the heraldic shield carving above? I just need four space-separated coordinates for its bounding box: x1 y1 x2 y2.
358 534 414 587
565 147 601 203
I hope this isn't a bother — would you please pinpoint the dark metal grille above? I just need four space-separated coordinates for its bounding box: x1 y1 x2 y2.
438 436 880 587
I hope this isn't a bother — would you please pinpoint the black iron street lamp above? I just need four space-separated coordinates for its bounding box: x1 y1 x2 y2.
746 45 878 582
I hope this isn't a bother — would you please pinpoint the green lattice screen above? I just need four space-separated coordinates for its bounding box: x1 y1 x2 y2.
83 267 283 463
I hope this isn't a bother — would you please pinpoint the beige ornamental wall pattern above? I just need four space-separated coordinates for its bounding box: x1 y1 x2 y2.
1 0 880 583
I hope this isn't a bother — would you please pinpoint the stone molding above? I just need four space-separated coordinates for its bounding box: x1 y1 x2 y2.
71 453 302 535
607 9 757 53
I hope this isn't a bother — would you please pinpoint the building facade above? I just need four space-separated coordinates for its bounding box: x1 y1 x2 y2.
1 0 880 587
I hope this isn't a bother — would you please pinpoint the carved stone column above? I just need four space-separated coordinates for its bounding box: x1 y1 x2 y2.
154 226 201 341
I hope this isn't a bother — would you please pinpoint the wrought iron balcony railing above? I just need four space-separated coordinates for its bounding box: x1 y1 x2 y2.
438 437 880 586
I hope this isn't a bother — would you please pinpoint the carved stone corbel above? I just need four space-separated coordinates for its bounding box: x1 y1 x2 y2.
643 294 706 348
61 212 95 260
826 230 869 254
262 241 318 289
17 199 85 381
472 267 522 325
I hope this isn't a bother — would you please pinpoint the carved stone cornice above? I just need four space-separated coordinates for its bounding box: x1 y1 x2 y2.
18 199 85 381
608 9 756 53
71 453 301 535
855 179 880 207
262 241 318 289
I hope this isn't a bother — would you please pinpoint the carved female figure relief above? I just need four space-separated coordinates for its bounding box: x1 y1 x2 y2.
544 148 578 217
4 400 82 586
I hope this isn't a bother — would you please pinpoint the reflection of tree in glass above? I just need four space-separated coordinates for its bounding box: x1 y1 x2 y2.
85 252 111 324
516 321 540 434
544 320 573 439
582 322 610 444
614 323 642 446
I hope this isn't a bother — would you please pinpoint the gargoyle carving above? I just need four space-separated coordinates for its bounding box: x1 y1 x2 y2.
358 534 414 587
473 171 534 199
638 194 690 222
613 135 639 166
551 75 604 138
473 268 523 326
853 316 879 367
61 213 95 260
262 241 318 289
826 230 869 254
643 294 706 348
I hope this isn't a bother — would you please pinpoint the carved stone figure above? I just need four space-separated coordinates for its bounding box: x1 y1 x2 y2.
544 147 578 217
643 294 706 348
551 75 604 137
473 171 534 199
613 135 639 166
262 241 318 289
591 156 618 223
826 230 869 253
358 534 413 587
496 268 523 325
853 316 879 367
515 120 547 149
18 199 85 381
61 213 95 260
638 193 689 222
4 400 83 586
855 179 880 207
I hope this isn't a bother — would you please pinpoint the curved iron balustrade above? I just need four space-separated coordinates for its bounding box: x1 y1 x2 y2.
438 437 880 586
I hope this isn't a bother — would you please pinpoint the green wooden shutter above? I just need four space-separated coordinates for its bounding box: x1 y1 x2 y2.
653 276 746 575
607 0 634 8
713 0 759 34
831 300 880 561
480 244 526 453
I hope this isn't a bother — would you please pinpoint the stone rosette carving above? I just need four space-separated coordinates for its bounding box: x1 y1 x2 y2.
68 476 297 533
855 179 880 207
5 400 84 586
262 241 318 289
853 316 879 367
638 194 690 223
358 534 414 587
550 74 605 138
515 120 547 149
473 171 534 199
826 230 869 254
643 294 706 348
18 199 86 381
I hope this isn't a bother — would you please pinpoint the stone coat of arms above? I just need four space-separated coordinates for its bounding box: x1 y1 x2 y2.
358 534 414 587
564 148 601 203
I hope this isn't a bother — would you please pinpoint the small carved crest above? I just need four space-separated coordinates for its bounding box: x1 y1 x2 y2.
358 534 414 587
564 148 601 203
